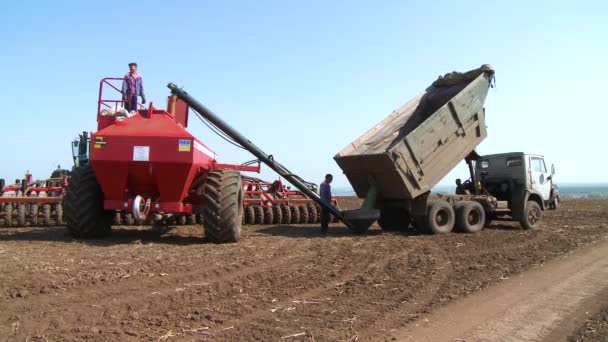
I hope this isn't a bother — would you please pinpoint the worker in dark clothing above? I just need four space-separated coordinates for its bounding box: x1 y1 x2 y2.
121 62 146 112
319 174 333 234
455 178 466 195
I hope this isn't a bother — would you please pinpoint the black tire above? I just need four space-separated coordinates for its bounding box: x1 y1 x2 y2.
298 206 308 224
113 212 122 225
306 204 318 224
272 206 282 224
520 200 542 230
42 204 52 226
424 200 455 234
378 207 410 231
188 214 196 225
263 206 274 225
202 169 243 243
455 201 485 234
54 204 63 225
244 206 255 225
4 204 13 227
30 204 38 226
16 204 26 226
253 206 264 225
177 214 187 225
281 204 291 224
63 165 112 238
290 205 300 224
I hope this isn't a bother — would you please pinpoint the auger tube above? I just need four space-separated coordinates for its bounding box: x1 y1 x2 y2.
167 83 348 226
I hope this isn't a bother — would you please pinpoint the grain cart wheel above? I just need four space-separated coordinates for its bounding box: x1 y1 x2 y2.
263 206 274 225
290 206 300 224
423 200 455 234
298 206 309 224
253 206 264 225
244 206 255 225
16 204 27 226
520 201 542 230
306 204 317 224
63 165 112 238
202 169 243 243
272 206 282 224
54 204 63 225
280 204 291 224
3 204 13 227
30 204 39 226
455 201 485 234
378 207 410 231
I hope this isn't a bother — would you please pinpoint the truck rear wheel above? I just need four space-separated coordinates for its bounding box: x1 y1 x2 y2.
64 165 113 238
202 169 243 243
520 200 542 230
378 207 410 231
455 201 485 233
423 200 455 234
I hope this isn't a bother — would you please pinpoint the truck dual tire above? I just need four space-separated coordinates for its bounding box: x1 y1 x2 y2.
415 200 455 234
455 201 485 234
64 164 113 238
520 200 542 230
202 169 243 243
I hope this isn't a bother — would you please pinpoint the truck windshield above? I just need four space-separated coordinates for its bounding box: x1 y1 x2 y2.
531 157 546 173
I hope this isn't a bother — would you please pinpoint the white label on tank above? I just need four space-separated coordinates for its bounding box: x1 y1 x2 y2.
194 140 216 159
133 146 150 161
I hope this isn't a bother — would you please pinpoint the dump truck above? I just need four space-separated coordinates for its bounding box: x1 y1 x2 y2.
333 65 554 234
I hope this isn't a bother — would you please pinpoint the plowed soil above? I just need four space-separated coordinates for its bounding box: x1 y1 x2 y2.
0 198 607 341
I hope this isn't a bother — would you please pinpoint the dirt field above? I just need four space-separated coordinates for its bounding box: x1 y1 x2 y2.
0 198 607 341
569 306 608 342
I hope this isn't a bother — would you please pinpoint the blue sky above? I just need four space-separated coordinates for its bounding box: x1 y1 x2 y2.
1 0 606 190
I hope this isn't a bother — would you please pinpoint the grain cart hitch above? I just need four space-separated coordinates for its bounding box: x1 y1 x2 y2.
168 83 378 232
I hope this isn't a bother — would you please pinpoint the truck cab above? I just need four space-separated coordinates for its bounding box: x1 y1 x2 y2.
475 152 557 228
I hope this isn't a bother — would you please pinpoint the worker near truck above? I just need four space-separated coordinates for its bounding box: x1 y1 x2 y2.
319 174 333 234
121 62 146 112
455 178 466 195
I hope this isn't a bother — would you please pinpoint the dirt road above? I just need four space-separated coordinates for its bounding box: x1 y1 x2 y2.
0 198 607 341
395 239 608 341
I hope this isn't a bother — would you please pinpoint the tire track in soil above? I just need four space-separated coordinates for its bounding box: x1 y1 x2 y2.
206 242 451 341
0 238 319 322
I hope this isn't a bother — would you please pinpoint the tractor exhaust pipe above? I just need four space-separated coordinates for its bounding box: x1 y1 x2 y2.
167 83 350 227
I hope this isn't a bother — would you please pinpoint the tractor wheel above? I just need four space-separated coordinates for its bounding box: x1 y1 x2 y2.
42 204 52 226
253 206 264 225
16 204 27 226
54 204 63 225
306 204 318 224
272 206 282 224
263 206 274 225
298 206 308 224
378 207 410 231
113 212 122 225
422 200 455 234
520 201 542 230
63 164 113 238
202 169 243 243
30 204 38 226
244 206 255 225
455 201 485 234
281 204 291 224
4 204 13 227
290 206 300 224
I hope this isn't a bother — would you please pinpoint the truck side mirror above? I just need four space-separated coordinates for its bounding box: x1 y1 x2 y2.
551 164 555 176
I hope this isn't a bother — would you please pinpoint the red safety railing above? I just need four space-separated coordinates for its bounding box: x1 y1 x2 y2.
97 77 146 120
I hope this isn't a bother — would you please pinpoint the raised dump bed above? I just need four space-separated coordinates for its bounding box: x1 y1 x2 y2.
335 65 495 201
